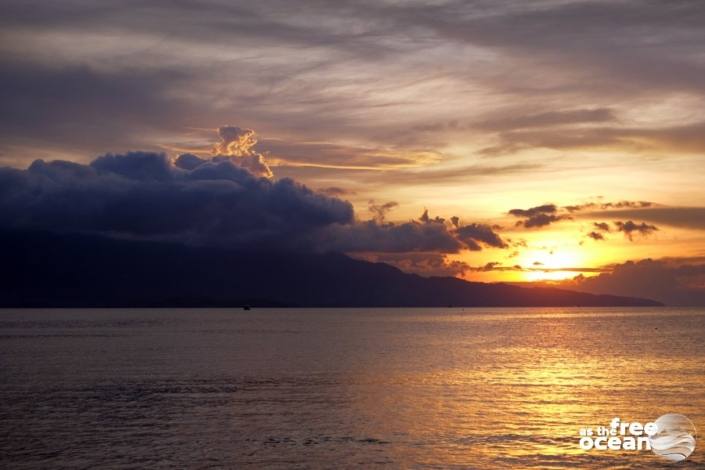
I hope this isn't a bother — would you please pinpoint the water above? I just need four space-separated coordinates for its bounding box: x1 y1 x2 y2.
1 307 703 468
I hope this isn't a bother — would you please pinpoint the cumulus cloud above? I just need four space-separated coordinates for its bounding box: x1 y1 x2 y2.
614 220 658 241
211 126 273 178
0 122 519 279
0 141 512 270
214 126 257 156
0 151 352 250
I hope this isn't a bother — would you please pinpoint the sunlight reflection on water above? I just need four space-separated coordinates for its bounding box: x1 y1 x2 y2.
1 307 704 468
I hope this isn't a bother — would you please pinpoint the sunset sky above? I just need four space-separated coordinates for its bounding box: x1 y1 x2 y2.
2 0 705 303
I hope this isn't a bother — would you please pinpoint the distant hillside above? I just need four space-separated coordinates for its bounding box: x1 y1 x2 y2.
0 231 662 307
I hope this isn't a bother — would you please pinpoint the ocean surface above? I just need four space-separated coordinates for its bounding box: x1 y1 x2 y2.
1 307 703 469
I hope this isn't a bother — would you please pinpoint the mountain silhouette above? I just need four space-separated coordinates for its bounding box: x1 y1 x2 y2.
0 230 661 307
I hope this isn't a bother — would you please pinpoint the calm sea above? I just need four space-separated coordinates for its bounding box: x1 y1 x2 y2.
1 308 703 468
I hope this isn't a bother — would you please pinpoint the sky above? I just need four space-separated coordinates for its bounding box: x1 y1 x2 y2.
1 0 705 304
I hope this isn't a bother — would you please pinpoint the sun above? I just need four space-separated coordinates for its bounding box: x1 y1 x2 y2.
519 247 586 282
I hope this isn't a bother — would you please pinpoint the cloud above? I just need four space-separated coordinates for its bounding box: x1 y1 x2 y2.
0 129 513 268
319 218 463 254
0 58 191 159
316 209 510 255
318 186 353 197
355 252 470 277
368 200 398 223
481 122 705 156
508 204 571 228
523 213 570 228
475 108 618 132
469 262 518 272
211 126 273 178
614 220 658 241
261 139 442 171
214 126 257 156
508 203 557 218
455 223 508 251
418 209 445 224
0 149 352 250
584 207 705 231
565 201 653 213
2 0 705 173
587 231 605 241
584 222 609 242
565 259 705 306
509 201 661 231
601 201 653 210
468 263 606 274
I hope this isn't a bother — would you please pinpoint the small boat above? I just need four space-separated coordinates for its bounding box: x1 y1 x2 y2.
242 305 251 311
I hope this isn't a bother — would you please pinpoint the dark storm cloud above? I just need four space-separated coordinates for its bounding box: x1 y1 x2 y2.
0 139 512 260
567 259 705 306
319 219 463 254
0 152 353 250
614 221 658 241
